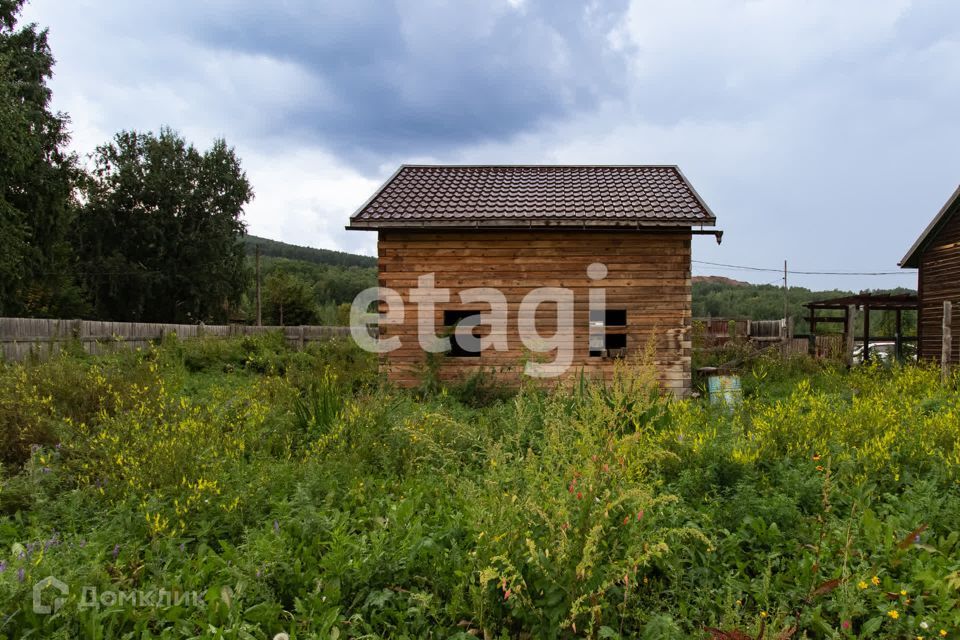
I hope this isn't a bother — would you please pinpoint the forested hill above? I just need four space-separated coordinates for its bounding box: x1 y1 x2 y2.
243 235 376 268
240 236 917 332
692 277 917 333
693 277 851 321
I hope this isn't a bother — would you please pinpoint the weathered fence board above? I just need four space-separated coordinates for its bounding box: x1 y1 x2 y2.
784 335 844 358
0 318 352 362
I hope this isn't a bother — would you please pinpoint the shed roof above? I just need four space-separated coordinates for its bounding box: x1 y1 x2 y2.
900 184 960 268
347 165 716 230
805 293 918 311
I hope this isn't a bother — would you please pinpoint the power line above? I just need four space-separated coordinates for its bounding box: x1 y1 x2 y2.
692 260 778 273
791 270 913 276
692 260 913 277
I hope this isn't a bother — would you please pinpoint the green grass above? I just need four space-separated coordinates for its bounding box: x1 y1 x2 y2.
1 336 959 639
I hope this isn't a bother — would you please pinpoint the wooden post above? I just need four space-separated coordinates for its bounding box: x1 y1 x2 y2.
299 325 306 351
894 309 903 363
255 244 262 327
808 308 816 356
862 306 871 363
943 301 953 385
783 260 788 326
845 305 856 367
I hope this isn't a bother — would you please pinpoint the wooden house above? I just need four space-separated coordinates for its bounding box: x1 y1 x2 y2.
347 165 720 396
900 185 960 363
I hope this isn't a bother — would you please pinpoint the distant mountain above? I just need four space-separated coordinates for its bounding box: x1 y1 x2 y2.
243 235 376 268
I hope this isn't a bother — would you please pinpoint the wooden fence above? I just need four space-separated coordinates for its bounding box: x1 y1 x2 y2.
0 317 352 362
693 317 786 348
784 335 845 358
694 317 848 360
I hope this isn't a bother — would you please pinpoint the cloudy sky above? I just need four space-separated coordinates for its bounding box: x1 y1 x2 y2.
22 0 960 290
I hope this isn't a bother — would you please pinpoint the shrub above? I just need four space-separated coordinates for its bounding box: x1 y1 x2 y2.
2 338 960 638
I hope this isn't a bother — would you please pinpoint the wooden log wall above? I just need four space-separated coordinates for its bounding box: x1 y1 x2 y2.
376 229 693 396
0 317 351 362
918 211 960 363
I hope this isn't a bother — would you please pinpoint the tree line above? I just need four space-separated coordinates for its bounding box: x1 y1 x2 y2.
692 280 918 336
2 1 284 324
237 238 376 327
243 235 375 269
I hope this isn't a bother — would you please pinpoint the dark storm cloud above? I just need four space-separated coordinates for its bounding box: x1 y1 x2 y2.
22 0 960 288
120 0 631 158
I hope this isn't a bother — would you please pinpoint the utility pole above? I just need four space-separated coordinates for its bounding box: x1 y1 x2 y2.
255 244 262 327
783 260 789 340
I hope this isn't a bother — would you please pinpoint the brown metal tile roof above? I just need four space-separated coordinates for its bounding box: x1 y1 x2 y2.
347 165 717 230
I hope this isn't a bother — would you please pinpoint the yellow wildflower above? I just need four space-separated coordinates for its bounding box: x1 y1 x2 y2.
888 610 899 620
872 576 881 586
858 581 868 589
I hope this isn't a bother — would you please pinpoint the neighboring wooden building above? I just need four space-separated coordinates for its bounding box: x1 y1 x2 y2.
900 185 960 363
347 165 720 396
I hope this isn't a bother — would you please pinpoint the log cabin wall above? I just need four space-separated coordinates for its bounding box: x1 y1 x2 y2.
376 229 693 396
918 211 960 363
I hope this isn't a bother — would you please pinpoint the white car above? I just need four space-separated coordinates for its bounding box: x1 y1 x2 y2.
852 341 916 364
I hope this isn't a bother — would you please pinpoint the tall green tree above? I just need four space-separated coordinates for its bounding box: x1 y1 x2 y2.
0 0 83 316
263 270 318 326
77 128 253 322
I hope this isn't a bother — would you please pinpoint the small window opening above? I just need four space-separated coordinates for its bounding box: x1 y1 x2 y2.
589 309 627 357
605 309 627 326
443 310 482 357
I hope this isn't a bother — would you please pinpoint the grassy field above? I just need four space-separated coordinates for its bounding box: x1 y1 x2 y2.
2 336 960 639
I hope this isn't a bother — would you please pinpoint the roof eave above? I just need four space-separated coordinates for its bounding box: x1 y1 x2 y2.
345 217 714 231
346 165 405 226
899 184 960 269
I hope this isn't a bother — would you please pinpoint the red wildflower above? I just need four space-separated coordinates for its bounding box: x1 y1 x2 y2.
577 492 583 500
637 510 644 521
